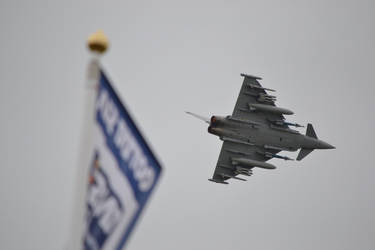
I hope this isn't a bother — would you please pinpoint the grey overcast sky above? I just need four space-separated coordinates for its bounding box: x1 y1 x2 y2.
0 0 374 249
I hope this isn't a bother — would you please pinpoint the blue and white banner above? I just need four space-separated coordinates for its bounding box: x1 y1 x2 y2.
84 71 162 250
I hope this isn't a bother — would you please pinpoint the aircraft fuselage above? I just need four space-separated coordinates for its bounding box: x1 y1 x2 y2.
207 115 333 152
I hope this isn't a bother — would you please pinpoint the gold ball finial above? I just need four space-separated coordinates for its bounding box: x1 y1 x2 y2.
87 30 109 54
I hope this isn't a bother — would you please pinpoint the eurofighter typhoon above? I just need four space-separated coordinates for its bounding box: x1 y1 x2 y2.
187 74 334 184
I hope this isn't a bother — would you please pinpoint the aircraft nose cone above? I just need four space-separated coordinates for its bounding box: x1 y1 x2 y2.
318 140 335 149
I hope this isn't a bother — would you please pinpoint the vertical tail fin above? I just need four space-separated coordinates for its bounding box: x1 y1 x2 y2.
306 123 317 139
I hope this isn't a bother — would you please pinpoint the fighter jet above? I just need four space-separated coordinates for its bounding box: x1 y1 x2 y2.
187 73 334 184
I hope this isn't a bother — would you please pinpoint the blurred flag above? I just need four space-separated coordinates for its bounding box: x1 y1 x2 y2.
82 70 162 250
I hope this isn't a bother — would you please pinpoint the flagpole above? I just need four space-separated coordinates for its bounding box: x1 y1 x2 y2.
68 30 109 250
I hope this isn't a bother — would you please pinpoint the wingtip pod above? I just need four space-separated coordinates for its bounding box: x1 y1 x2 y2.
240 73 262 80
208 178 229 184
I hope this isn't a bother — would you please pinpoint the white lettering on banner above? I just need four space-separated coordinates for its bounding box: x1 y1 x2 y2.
87 170 123 234
96 89 155 192
97 90 119 134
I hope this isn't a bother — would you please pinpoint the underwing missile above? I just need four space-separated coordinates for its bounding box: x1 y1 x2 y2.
231 157 276 170
262 152 294 161
270 154 293 161
269 119 304 128
220 173 247 181
264 144 297 152
257 93 277 103
283 121 304 128
235 171 252 176
235 167 253 176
